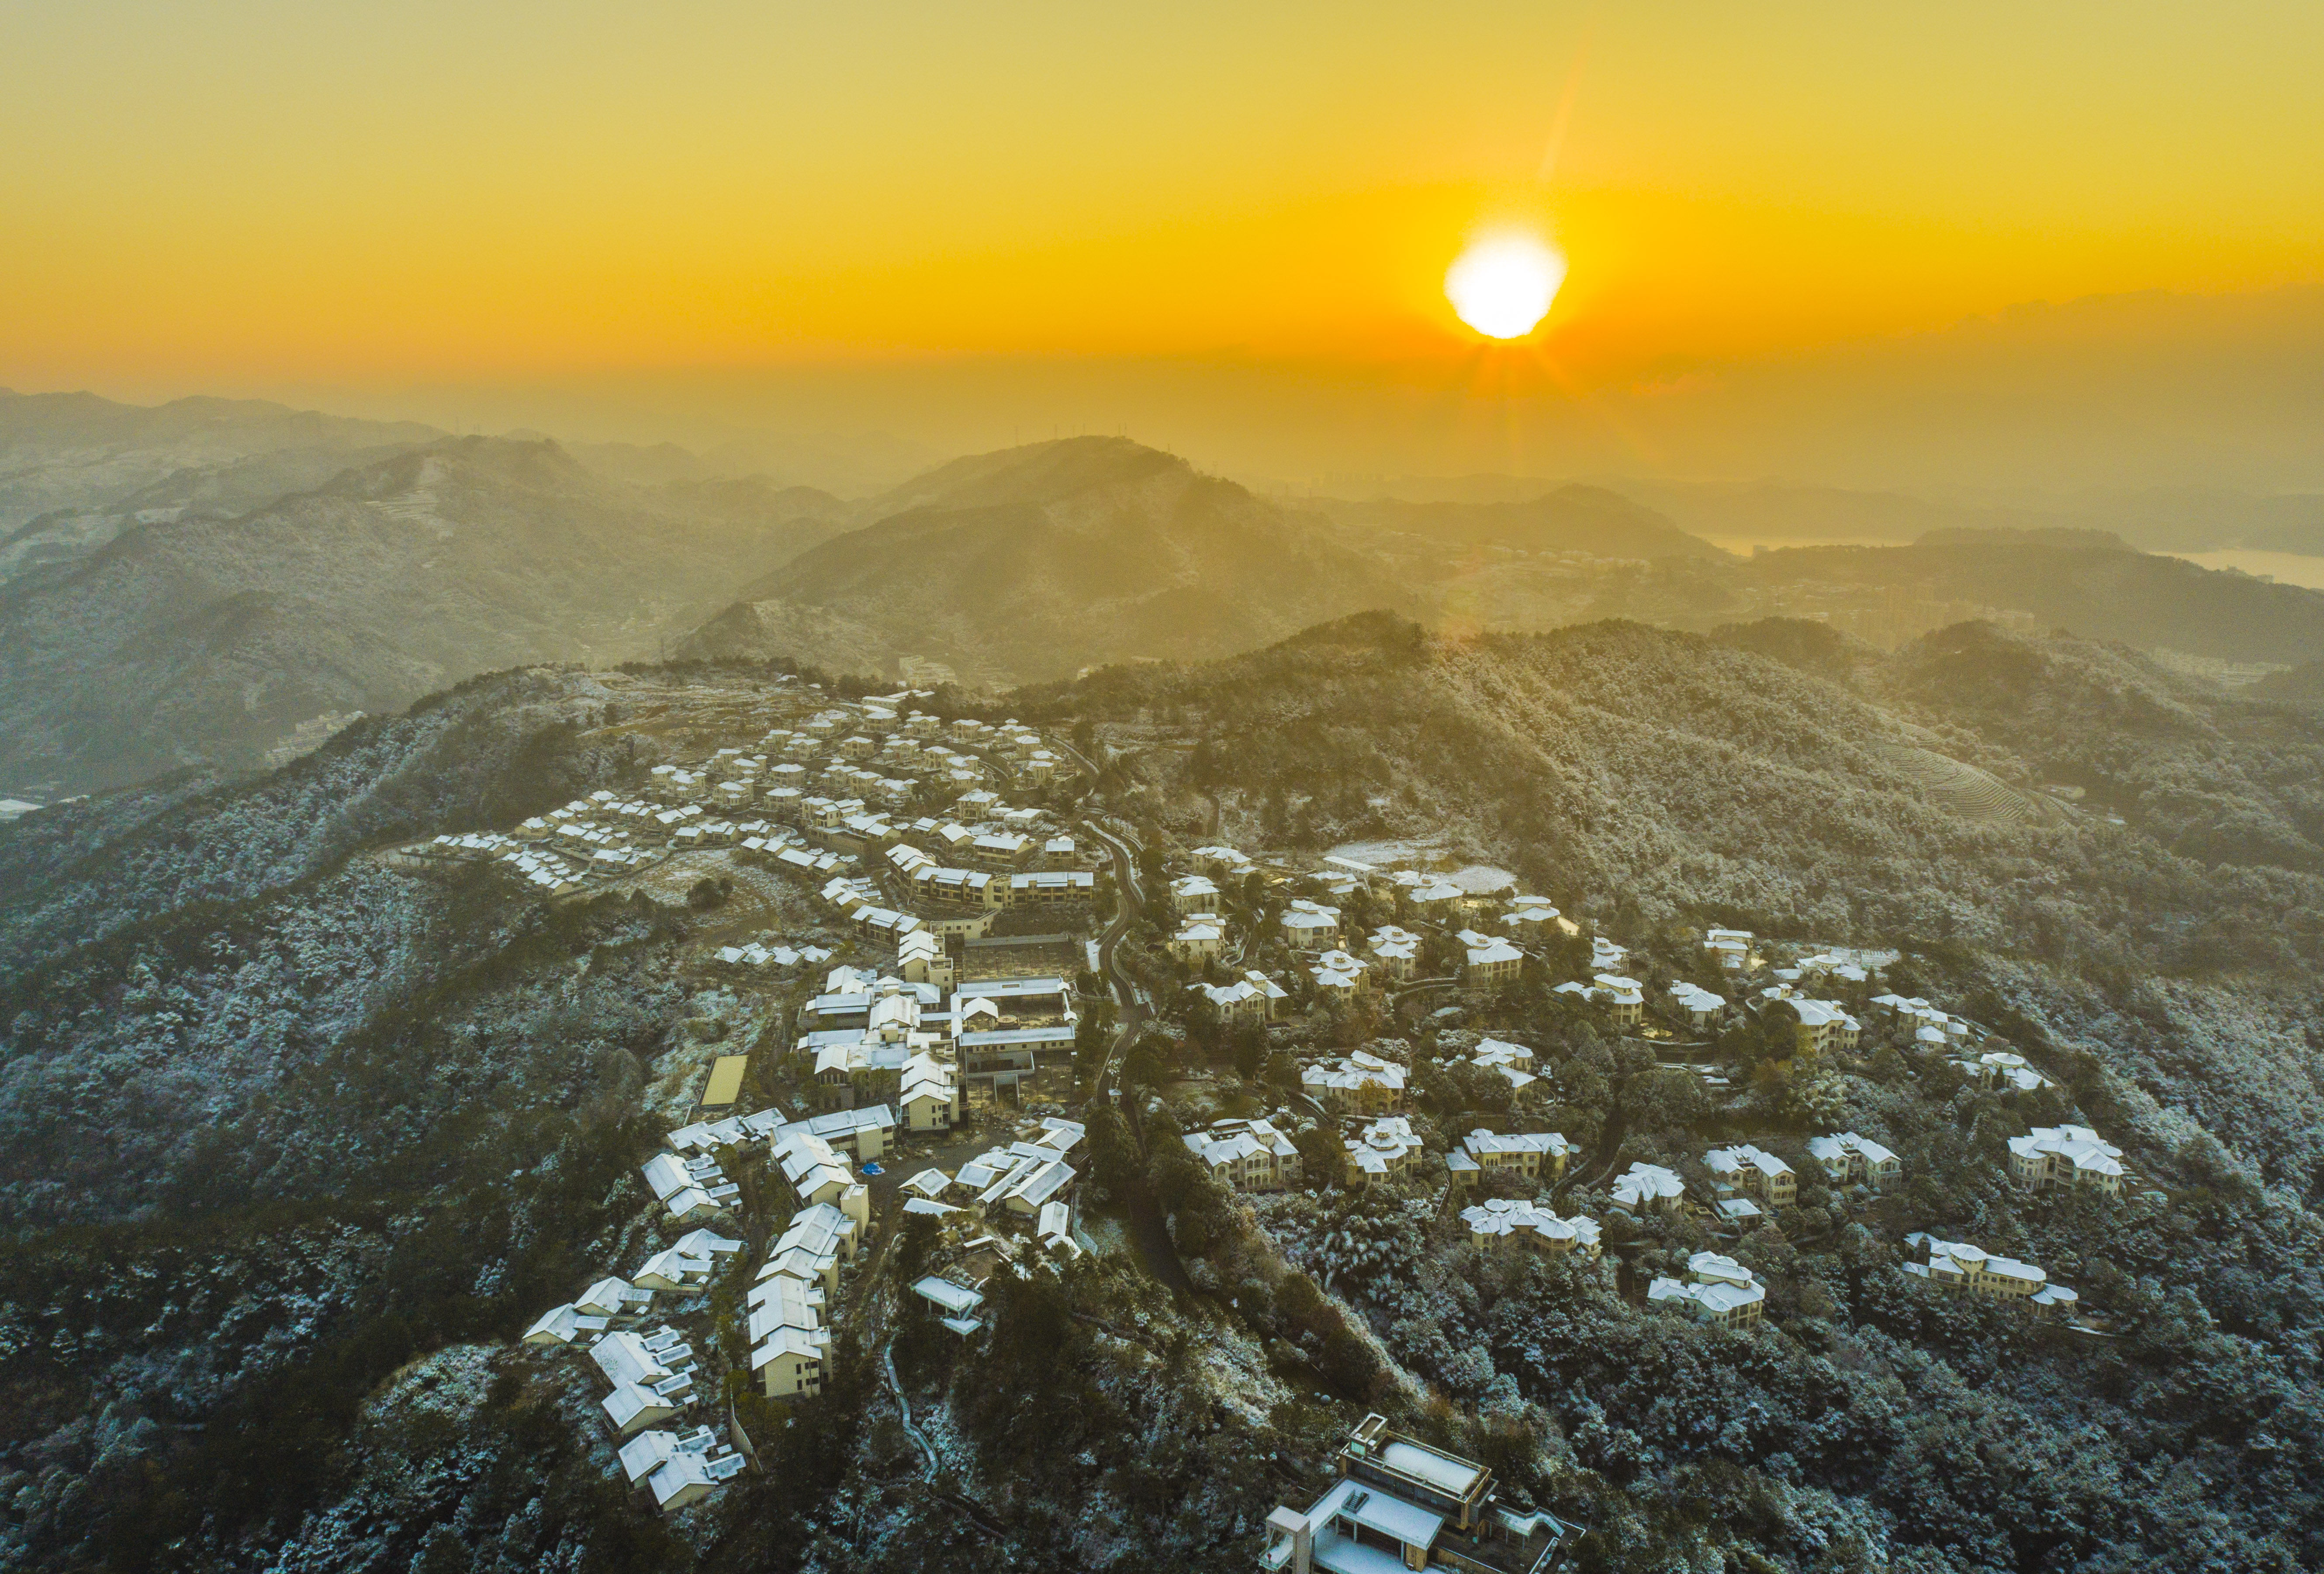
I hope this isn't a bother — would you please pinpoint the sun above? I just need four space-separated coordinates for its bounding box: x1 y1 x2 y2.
1445 232 1567 339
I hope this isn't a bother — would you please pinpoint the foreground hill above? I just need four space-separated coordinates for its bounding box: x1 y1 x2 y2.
0 438 847 792
681 436 1415 683
4 625 2321 1571
1031 612 2324 1184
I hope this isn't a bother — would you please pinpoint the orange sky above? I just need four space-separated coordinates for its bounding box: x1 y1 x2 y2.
5 2 2322 482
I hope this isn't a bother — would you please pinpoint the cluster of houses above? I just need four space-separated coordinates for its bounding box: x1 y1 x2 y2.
519 1225 753 1508
395 828 609 893
899 1117 1087 1228
898 1117 1092 1333
512 1094 919 1510
749 1129 873 1401
797 960 1085 1115
1163 843 1571 1004
393 676 1091 938
1606 1129 1905 1225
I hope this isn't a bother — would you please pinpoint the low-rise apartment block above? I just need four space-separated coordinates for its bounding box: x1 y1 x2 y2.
1259 1413 1572 1574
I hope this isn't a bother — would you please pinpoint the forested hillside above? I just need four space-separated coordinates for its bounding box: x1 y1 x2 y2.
0 438 842 794
7 618 2323 1573
681 437 1414 684
1024 614 2324 1188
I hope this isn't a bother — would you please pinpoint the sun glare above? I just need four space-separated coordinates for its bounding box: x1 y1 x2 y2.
1445 232 1566 339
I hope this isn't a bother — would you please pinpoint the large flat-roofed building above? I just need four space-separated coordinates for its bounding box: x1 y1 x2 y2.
1259 1413 1571 1574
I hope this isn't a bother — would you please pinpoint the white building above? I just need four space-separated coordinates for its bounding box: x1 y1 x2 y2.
1459 1197 1601 1260
1303 1049 1408 1115
1648 1251 1766 1328
1610 1161 1687 1214
1343 1115 1425 1183
1183 1116 1304 1192
2008 1125 2124 1195
1446 1127 1568 1185
1808 1131 1902 1189
1259 1415 1571 1574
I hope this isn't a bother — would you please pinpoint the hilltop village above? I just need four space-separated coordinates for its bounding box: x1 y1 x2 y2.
364 661 2159 1538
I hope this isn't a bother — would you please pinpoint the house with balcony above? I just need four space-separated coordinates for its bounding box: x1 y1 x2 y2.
1459 1197 1601 1261
1183 1116 1304 1192
1905 1233 2080 1316
2008 1125 2124 1195
1702 928 1754 972
1500 895 1560 935
1704 1144 1797 1209
1343 1115 1425 1184
1467 1037 1539 1092
1459 930 1524 990
1366 924 1421 981
1194 970 1290 1026
1446 1128 1569 1186
1552 973 1644 1028
1955 1049 2055 1092
1668 981 1726 1030
1283 898 1343 950
1310 949 1368 998
1168 915 1227 962
1610 1161 1688 1214
1808 1131 1902 1189
1171 873 1223 916
1304 1049 1409 1116
1648 1252 1767 1328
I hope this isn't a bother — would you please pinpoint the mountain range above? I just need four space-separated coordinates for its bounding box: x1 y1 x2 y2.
17 389 2324 799
0 437 847 791
681 436 1418 683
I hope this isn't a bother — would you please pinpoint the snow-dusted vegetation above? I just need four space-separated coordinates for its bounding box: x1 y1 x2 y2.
5 615 2324 1572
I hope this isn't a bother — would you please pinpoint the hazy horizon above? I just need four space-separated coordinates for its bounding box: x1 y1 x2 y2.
10 3 2322 497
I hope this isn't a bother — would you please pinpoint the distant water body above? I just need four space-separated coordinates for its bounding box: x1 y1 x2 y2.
2161 550 2324 590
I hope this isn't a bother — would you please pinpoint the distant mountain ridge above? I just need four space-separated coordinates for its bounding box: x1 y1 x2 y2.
0 435 849 791
1311 484 1726 563
681 436 1417 683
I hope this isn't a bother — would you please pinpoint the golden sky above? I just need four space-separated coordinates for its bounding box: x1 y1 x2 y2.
5 2 2322 482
